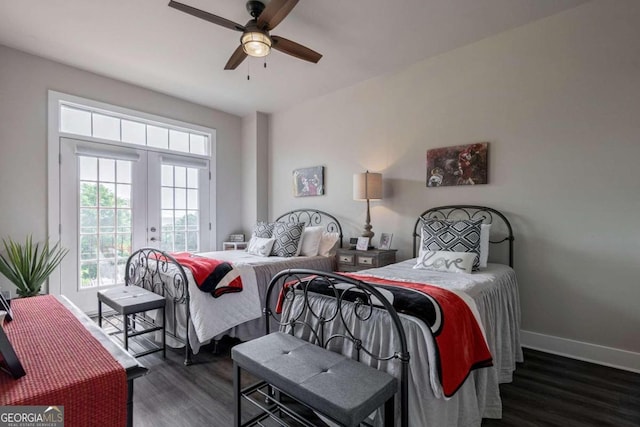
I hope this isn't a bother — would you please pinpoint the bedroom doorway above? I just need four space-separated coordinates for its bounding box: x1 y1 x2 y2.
57 138 210 313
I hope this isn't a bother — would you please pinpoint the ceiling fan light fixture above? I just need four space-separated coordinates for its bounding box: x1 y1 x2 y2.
241 31 272 57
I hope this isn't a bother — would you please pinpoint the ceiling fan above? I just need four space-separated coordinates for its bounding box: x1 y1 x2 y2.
168 0 322 70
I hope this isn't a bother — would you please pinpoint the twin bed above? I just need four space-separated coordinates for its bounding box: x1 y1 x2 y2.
124 205 521 426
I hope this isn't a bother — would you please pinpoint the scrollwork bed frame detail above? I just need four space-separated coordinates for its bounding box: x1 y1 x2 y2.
264 269 410 427
124 247 192 365
275 209 344 248
413 205 515 267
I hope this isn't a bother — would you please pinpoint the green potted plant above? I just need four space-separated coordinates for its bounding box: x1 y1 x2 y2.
0 236 68 298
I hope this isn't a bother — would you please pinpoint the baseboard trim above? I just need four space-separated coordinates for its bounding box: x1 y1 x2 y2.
521 330 640 374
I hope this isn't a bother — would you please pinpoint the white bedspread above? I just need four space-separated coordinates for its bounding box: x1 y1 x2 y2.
162 251 335 352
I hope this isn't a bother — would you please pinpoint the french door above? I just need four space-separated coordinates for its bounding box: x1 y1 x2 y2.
58 138 210 313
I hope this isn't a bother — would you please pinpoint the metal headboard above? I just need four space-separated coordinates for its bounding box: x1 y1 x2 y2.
274 209 344 248
412 205 514 267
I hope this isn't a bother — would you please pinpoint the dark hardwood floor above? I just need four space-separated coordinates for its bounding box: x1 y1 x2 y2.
132 340 640 426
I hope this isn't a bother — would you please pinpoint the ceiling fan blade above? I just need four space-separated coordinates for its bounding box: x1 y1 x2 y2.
271 36 322 63
168 0 245 32
224 45 248 70
257 0 299 31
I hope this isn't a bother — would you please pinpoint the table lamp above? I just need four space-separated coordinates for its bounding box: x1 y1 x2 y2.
353 171 383 239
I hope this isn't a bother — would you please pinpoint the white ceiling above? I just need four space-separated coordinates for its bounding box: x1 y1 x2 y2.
0 0 588 117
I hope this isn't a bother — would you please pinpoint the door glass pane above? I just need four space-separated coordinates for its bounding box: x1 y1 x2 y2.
78 155 133 290
160 164 200 252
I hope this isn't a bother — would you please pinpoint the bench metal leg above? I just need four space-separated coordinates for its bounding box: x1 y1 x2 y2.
383 397 395 427
124 314 129 351
162 306 166 359
233 361 241 427
98 300 102 327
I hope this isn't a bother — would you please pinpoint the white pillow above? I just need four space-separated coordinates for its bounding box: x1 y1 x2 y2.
247 236 276 257
479 224 491 268
299 226 324 256
318 232 340 257
414 250 475 274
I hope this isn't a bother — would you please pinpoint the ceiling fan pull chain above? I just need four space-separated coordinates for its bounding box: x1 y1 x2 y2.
264 58 267 69
247 59 251 80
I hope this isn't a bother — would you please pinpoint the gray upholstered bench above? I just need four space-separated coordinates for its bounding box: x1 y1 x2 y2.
232 269 409 427
233 331 397 426
98 285 166 358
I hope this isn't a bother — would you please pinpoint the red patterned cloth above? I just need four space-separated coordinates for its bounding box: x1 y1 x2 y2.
171 252 243 297
0 295 127 426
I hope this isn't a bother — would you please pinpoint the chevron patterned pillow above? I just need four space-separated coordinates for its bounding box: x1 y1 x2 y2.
271 222 305 257
420 218 483 271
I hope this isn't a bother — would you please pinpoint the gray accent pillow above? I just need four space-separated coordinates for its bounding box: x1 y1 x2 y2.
420 218 482 271
271 222 305 257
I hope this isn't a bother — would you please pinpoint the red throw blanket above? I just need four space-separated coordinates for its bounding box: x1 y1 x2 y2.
344 273 492 397
171 252 243 298
0 295 127 426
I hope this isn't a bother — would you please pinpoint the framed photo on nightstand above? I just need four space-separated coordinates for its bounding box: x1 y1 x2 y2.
379 233 393 250
356 237 370 251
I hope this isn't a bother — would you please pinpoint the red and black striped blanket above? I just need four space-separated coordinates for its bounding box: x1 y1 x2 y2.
170 252 243 298
285 273 492 397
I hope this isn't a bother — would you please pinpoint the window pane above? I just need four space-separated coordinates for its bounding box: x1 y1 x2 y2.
99 158 116 182
79 156 98 181
61 106 91 136
187 231 199 252
190 134 207 155
169 130 189 153
81 261 98 288
148 125 168 149
80 208 98 234
175 210 187 231
175 189 187 210
162 210 174 231
116 184 131 208
99 183 116 207
116 161 131 184
187 168 198 188
187 189 198 210
187 211 199 229
80 182 97 207
121 120 146 145
80 235 98 260
92 113 120 141
174 167 186 188
161 165 173 186
99 209 115 233
117 209 132 230
161 188 174 209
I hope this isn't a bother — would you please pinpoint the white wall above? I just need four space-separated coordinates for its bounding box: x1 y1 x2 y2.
268 0 640 369
242 112 269 234
0 44 243 287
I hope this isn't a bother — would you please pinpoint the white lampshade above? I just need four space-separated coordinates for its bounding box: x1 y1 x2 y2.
353 171 383 201
241 31 272 57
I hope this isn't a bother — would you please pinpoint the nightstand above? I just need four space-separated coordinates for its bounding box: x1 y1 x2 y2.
335 248 397 272
222 241 248 251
